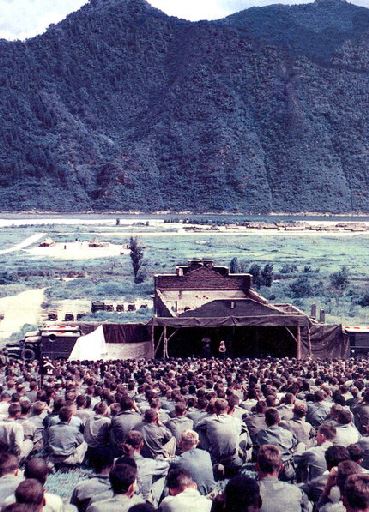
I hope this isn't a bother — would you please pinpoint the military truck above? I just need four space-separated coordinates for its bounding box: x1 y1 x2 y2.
6 324 81 361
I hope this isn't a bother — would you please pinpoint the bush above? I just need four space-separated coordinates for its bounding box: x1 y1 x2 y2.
280 264 298 274
358 293 369 307
289 276 313 298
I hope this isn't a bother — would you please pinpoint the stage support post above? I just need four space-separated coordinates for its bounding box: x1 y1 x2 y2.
297 325 302 359
151 322 155 359
163 325 168 359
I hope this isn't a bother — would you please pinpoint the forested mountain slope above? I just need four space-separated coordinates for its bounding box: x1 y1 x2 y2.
1 0 369 212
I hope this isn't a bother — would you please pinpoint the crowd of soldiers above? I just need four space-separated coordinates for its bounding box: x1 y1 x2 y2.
0 356 369 511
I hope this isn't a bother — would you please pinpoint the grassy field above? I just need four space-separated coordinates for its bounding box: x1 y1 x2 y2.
0 215 369 339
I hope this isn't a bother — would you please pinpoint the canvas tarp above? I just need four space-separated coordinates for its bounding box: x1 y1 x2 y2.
78 323 151 344
152 315 309 328
152 316 347 359
303 324 349 359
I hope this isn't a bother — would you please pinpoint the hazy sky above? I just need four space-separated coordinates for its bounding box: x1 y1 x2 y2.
1 0 369 41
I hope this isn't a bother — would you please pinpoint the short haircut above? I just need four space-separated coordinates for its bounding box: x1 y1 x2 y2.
255 401 266 414
24 459 49 485
15 479 44 507
284 392 294 405
175 402 187 416
257 445 281 474
336 460 362 495
227 395 239 410
144 409 157 423
95 402 108 415
337 409 352 425
0 453 19 477
8 404 21 417
180 430 199 448
214 398 228 415
265 408 280 427
128 504 156 512
20 401 32 415
120 396 134 411
325 445 350 470
31 402 46 416
124 431 143 450
109 464 137 494
315 390 325 402
318 423 336 441
89 446 115 472
344 474 369 510
348 444 364 463
166 469 193 491
224 475 261 512
2 505 35 512
293 402 307 418
59 406 73 423
76 395 86 407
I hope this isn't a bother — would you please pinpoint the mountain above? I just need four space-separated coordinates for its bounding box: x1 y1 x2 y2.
1 0 369 212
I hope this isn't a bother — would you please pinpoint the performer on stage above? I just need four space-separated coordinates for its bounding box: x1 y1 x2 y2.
218 340 226 360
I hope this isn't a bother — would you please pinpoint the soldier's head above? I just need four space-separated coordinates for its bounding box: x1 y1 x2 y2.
316 423 336 446
15 479 44 512
343 474 369 512
109 463 137 497
0 453 19 477
180 430 199 452
256 445 281 477
166 469 196 496
225 475 262 512
144 409 158 424
265 408 280 427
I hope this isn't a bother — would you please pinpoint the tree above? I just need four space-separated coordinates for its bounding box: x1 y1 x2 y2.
329 266 350 305
248 263 273 289
329 266 350 292
248 264 262 289
289 276 313 298
129 236 144 283
261 263 273 287
230 257 240 274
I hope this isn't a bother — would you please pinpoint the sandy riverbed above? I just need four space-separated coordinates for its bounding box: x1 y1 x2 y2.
0 233 45 254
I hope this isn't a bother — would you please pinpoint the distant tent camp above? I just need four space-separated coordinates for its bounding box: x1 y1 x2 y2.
39 237 55 247
88 239 109 247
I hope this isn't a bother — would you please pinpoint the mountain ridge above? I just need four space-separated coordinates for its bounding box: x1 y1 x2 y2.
1 0 369 212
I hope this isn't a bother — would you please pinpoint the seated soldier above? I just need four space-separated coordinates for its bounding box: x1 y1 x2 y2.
2 458 63 512
86 463 144 512
170 430 215 496
46 405 87 465
119 430 169 504
159 469 212 512
138 409 175 459
0 404 33 460
256 408 297 481
0 453 23 508
257 445 312 512
71 446 115 512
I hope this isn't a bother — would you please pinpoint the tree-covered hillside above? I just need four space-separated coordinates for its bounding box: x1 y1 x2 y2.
1 0 369 212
